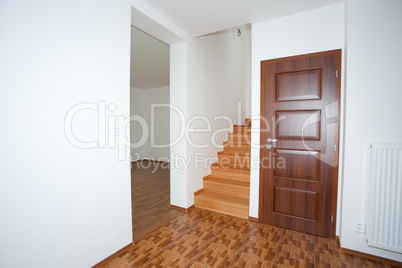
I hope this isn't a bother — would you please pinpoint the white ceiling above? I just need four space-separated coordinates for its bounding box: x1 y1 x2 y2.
131 0 344 89
144 0 344 37
130 27 170 90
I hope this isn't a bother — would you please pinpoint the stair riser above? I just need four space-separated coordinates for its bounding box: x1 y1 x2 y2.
211 169 250 182
218 153 251 158
217 155 251 169
212 163 250 170
229 135 251 142
194 198 248 219
230 132 251 136
226 143 251 149
233 126 251 130
229 132 251 136
215 161 251 170
224 142 251 148
203 182 249 199
223 148 250 155
225 144 251 150
231 133 251 138
210 167 250 176
233 132 251 136
225 140 251 146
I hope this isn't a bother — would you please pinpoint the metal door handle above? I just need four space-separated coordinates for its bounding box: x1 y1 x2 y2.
267 138 278 143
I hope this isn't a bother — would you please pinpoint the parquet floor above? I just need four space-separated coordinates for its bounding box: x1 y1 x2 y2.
101 208 399 268
131 160 182 241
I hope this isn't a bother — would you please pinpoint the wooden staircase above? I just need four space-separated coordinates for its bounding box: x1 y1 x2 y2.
194 119 251 219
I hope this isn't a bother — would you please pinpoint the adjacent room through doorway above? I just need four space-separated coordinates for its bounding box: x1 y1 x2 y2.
129 26 179 241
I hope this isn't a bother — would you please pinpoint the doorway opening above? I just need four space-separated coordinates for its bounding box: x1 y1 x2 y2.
130 26 180 241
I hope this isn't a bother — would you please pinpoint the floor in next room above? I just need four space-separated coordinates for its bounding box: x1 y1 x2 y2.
100 208 399 268
131 160 182 241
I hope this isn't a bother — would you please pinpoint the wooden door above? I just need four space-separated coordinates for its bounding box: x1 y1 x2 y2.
259 50 341 238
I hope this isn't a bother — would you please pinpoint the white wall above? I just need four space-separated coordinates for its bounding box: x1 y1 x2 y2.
130 87 146 158
244 24 252 119
130 86 170 161
0 0 133 267
340 0 402 261
170 42 189 208
130 26 170 90
249 2 345 226
185 25 251 205
147 87 170 160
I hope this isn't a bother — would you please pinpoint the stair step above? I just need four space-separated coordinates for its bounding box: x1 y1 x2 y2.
226 140 252 148
194 190 249 219
223 146 250 155
216 152 250 169
234 125 250 129
211 162 250 171
229 133 251 141
224 141 251 148
219 147 250 155
232 132 251 138
217 151 251 157
211 167 250 182
233 125 251 133
203 176 250 199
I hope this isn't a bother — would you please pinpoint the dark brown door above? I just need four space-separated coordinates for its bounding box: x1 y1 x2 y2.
259 50 341 238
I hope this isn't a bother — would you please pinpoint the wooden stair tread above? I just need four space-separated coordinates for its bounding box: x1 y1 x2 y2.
224 145 250 151
224 141 250 147
218 151 251 157
218 151 250 157
195 190 249 206
224 148 250 154
224 146 250 150
225 143 251 148
216 153 251 170
228 133 251 137
210 166 250 175
203 175 250 199
229 132 251 136
204 176 250 187
229 134 251 140
233 126 251 132
212 167 250 175
211 162 250 171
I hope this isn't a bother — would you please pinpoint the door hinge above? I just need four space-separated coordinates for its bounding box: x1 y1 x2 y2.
331 215 334 222
334 144 337 151
336 70 339 78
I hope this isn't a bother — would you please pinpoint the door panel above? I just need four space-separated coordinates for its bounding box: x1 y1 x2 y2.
259 50 341 238
274 149 320 181
273 187 318 221
275 110 321 140
276 68 322 101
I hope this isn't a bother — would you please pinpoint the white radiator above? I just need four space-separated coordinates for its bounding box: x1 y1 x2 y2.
369 144 402 253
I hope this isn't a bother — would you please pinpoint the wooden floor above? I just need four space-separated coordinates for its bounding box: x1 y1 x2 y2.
131 160 182 241
100 208 399 268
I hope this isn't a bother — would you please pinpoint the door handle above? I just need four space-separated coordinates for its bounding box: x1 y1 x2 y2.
267 138 278 143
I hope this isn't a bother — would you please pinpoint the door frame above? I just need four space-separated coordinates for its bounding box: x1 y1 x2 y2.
258 49 341 238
